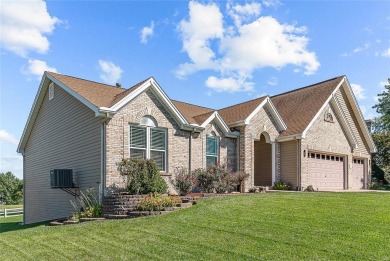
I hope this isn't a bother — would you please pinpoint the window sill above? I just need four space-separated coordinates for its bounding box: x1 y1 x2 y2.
160 172 172 177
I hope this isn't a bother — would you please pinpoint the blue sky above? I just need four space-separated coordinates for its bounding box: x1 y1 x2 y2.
1 0 389 179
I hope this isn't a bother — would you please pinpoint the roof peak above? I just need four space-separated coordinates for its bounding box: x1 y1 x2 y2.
171 99 215 111
218 95 267 111
47 71 125 90
271 75 345 99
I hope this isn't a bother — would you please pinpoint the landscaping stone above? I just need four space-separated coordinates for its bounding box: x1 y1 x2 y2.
79 217 106 223
63 220 79 225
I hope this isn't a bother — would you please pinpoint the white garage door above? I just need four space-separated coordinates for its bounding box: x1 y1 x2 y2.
352 158 365 190
308 152 345 190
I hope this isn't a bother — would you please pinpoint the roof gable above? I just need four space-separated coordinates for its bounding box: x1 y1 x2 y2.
272 76 344 138
171 100 214 124
47 72 125 108
218 97 266 126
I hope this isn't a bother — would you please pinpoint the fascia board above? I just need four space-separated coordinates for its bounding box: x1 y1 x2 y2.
244 98 268 124
301 77 345 138
330 95 358 149
343 78 377 153
109 78 188 125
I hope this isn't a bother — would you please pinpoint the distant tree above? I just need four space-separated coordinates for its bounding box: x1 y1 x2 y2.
372 78 390 183
0 172 23 205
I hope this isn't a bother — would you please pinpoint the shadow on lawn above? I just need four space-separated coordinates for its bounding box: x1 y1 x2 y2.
0 216 48 233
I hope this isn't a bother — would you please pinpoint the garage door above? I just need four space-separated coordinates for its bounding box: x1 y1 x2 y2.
352 158 365 189
308 152 345 190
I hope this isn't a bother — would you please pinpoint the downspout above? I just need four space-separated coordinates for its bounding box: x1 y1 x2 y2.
297 139 301 191
22 153 26 225
100 120 108 203
189 131 193 173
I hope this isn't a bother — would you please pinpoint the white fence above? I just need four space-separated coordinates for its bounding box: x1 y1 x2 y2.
0 208 24 218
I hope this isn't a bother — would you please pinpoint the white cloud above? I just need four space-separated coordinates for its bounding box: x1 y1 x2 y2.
0 130 18 145
381 48 390 57
98 60 123 85
0 0 61 57
176 1 223 79
353 42 371 53
262 0 281 7
176 1 319 92
140 21 155 44
23 59 57 79
267 77 278 86
205 75 254 92
227 2 262 27
351 83 366 100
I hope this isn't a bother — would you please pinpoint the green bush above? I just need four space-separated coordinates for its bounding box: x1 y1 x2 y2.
171 167 196 196
117 158 168 194
194 164 239 193
273 181 291 190
70 188 103 220
136 194 182 211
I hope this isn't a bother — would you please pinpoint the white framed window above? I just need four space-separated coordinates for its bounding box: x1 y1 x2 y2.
206 134 219 167
129 118 167 171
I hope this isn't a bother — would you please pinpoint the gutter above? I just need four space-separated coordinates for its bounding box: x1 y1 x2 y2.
276 134 303 142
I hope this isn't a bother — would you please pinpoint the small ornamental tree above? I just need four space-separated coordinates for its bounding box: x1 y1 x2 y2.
117 158 167 194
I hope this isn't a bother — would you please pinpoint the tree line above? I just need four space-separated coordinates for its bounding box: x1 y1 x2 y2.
0 172 23 205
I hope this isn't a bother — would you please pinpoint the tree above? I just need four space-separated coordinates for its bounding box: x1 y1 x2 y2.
0 172 23 205
372 78 390 184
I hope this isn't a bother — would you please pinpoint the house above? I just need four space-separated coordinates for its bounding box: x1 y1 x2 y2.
17 72 376 224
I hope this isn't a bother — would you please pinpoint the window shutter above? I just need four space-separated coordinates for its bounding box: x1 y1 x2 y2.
150 128 166 150
130 126 146 148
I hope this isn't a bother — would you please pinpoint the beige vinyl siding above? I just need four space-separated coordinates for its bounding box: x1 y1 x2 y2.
24 84 102 224
280 140 298 188
254 138 272 186
335 88 370 155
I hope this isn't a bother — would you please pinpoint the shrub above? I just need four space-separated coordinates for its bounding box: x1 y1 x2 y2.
304 185 315 192
273 181 291 190
194 164 238 193
171 167 196 196
231 171 250 192
117 158 168 194
70 188 103 220
194 168 214 193
136 194 181 211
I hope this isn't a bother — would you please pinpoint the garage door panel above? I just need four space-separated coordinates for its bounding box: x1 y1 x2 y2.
308 152 344 190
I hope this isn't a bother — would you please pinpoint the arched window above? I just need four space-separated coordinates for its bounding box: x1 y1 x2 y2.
140 115 157 127
129 116 167 171
206 132 219 167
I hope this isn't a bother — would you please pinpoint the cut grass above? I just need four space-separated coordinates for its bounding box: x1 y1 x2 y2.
0 205 22 209
0 193 389 260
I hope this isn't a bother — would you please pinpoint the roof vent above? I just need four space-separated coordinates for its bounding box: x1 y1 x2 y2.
116 83 122 88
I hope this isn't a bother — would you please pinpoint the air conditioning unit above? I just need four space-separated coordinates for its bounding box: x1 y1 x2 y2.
50 169 73 188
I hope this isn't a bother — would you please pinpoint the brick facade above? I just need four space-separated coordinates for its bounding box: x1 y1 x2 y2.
237 106 281 190
104 83 371 193
105 89 238 193
301 104 371 189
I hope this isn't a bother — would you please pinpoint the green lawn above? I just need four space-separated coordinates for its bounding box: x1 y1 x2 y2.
0 193 389 260
0 205 23 209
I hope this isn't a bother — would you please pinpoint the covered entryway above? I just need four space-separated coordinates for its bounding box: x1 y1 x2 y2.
254 133 272 186
352 158 365 189
308 152 345 190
